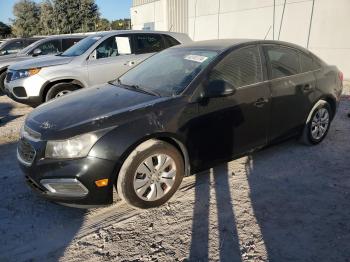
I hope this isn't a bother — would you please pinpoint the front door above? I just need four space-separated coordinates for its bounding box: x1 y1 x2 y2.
87 35 136 87
189 45 270 169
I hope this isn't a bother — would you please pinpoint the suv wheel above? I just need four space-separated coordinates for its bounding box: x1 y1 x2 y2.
0 71 6 95
117 139 184 209
301 100 332 145
45 83 79 101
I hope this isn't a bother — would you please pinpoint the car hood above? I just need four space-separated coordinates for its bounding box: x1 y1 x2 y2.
26 83 169 140
0 54 29 68
9 55 74 70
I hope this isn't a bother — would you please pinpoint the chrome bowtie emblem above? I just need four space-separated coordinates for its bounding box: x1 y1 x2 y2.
40 121 54 129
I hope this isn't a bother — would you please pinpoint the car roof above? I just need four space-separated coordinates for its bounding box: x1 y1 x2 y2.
175 39 310 53
86 30 189 38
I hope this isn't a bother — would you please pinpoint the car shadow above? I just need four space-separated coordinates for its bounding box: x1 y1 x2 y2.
0 102 23 127
187 101 350 261
0 142 86 262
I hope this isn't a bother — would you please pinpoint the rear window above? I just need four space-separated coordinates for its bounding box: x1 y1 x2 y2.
300 52 320 72
265 45 301 79
134 34 163 54
163 35 180 48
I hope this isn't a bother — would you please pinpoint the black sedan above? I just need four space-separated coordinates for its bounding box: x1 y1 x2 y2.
18 39 343 208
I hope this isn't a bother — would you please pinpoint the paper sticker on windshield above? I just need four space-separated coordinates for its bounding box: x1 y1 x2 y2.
184 55 208 63
92 36 102 40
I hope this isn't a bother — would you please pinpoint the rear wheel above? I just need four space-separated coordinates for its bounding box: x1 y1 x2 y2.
0 71 6 95
45 83 79 102
301 100 332 145
117 139 184 209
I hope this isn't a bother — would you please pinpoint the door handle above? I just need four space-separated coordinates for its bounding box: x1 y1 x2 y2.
254 98 268 108
124 61 135 67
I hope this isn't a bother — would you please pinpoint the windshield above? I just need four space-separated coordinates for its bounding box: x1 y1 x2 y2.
117 48 219 96
61 35 102 57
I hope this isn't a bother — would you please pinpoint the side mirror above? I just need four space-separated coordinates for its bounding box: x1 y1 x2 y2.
204 79 236 98
32 48 42 56
0 50 8 56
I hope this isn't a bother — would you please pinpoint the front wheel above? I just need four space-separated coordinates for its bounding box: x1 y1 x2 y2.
117 139 184 209
45 83 79 102
301 101 332 145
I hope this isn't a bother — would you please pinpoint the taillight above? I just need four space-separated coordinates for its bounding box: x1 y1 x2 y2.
338 71 344 82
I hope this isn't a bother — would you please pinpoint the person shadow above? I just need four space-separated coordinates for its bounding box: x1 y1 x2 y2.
189 165 242 262
0 102 23 127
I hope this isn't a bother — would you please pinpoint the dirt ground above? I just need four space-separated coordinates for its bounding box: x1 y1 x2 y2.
0 83 350 262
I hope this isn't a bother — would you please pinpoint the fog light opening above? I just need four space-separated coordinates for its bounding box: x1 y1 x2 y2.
40 178 89 197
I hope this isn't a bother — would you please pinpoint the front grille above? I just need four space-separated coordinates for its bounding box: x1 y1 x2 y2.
18 138 36 165
5 71 13 83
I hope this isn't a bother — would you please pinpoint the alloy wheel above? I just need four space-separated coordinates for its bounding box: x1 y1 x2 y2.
311 107 330 140
133 154 176 201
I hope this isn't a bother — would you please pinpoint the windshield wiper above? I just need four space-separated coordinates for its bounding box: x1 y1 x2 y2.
112 78 160 97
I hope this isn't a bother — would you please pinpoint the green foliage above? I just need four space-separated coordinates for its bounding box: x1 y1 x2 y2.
111 19 131 30
97 18 110 31
12 0 41 37
0 22 12 38
11 0 131 37
40 0 55 35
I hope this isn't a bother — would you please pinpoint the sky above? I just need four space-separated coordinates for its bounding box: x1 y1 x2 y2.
0 0 132 24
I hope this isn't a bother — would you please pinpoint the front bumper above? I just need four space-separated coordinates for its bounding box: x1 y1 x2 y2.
19 143 117 206
4 74 46 106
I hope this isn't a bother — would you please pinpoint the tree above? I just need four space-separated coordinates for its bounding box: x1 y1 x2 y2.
96 18 110 31
52 0 99 34
12 0 41 37
79 0 100 32
111 19 131 30
40 0 55 35
0 22 12 38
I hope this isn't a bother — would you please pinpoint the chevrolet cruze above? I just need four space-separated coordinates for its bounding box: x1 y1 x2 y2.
18 39 343 209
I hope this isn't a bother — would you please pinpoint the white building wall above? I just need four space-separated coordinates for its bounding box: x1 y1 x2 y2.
132 0 350 78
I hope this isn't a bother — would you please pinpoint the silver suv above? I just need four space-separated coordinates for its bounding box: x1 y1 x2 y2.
4 30 192 106
0 35 85 93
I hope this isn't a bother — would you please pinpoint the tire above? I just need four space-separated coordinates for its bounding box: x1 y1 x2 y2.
45 82 79 102
117 139 184 209
300 100 332 145
0 71 6 95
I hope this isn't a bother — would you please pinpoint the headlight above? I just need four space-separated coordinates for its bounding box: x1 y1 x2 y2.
45 133 99 159
10 68 41 81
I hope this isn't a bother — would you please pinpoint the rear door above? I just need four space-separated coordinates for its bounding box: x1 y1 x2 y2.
87 34 135 86
263 45 316 141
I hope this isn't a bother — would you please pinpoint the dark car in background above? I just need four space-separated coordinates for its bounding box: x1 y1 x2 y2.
18 39 343 209
0 35 86 93
0 37 44 57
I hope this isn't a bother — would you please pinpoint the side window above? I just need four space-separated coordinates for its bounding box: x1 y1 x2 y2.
300 52 320 72
95 35 131 59
134 34 163 54
36 40 61 55
209 46 263 88
3 41 23 54
265 45 300 79
62 38 81 51
163 35 180 48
